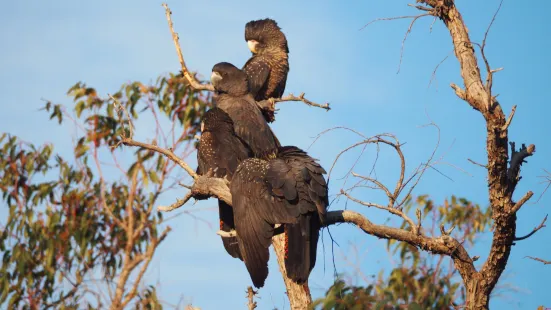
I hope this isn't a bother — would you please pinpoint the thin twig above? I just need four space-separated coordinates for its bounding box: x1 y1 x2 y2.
525 256 551 265
271 92 331 110
428 51 452 89
514 214 547 241
162 3 214 91
397 13 432 73
359 14 431 31
121 137 197 179
158 192 194 212
340 189 417 233
481 0 504 94
535 169 551 203
468 158 487 169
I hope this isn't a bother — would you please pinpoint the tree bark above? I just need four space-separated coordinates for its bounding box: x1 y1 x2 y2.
272 234 312 310
416 1 535 308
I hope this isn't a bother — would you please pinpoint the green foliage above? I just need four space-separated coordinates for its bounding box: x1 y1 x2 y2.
313 196 491 309
0 73 212 308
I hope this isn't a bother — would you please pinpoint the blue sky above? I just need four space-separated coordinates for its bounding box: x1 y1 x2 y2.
1 1 550 309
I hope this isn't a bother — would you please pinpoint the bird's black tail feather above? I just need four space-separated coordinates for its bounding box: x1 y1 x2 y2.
218 200 243 260
284 214 320 283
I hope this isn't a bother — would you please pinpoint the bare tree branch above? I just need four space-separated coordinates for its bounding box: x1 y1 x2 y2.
270 92 331 111
508 142 536 190
121 137 197 179
525 256 551 265
340 189 417 233
158 192 193 212
510 191 534 214
325 210 477 282
514 214 547 241
467 158 487 169
162 3 214 91
246 287 257 310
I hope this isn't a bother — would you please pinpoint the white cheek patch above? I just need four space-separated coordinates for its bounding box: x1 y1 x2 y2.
211 71 223 84
247 40 258 53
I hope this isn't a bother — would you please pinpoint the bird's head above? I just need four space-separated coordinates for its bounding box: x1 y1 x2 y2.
245 18 289 55
211 62 249 96
201 107 234 133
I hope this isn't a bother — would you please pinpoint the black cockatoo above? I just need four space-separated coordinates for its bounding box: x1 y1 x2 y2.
210 62 280 159
230 146 329 288
242 18 289 123
196 107 252 260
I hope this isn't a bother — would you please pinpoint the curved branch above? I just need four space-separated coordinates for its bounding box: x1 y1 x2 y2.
340 189 417 233
121 137 197 179
514 214 547 241
325 210 476 282
162 3 214 91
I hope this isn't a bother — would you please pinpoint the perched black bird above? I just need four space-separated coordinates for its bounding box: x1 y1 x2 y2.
242 18 289 122
230 146 328 288
196 108 252 260
211 62 280 159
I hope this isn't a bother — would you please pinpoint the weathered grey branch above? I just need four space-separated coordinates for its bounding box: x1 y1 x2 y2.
340 189 418 234
501 105 516 132
162 3 214 91
121 137 197 179
158 192 193 212
270 93 330 111
325 210 476 282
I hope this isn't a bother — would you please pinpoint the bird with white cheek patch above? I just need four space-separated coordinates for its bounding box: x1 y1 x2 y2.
242 18 289 123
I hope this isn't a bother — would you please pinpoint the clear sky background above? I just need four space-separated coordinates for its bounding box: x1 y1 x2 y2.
1 1 550 309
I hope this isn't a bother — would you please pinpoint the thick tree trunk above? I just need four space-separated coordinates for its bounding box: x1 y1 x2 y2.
272 234 312 310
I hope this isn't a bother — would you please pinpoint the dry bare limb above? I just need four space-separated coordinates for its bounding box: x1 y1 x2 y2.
359 11 436 73
412 1 539 308
428 51 452 89
514 214 547 241
162 3 214 91
525 256 551 265
535 169 551 203
121 137 197 179
481 0 505 93
158 192 194 212
161 3 330 114
340 189 417 234
271 92 331 111
246 287 257 310
467 158 487 169
501 105 516 132
397 13 432 73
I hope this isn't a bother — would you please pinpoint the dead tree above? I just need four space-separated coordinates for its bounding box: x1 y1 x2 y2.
115 2 545 309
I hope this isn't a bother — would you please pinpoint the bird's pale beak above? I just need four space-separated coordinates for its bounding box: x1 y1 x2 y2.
211 71 223 85
247 40 259 54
